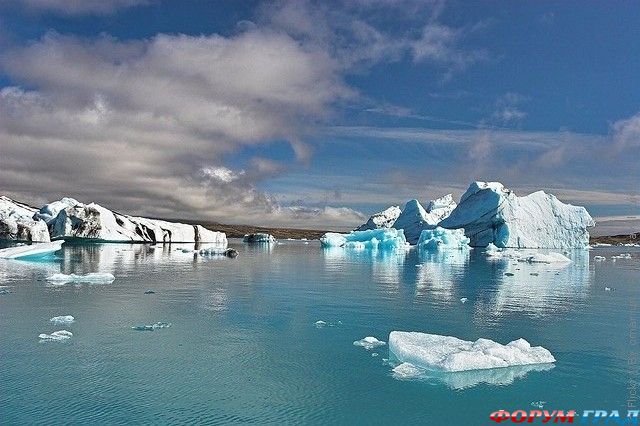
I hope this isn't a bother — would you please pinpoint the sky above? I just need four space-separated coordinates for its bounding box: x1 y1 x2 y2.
0 0 638 235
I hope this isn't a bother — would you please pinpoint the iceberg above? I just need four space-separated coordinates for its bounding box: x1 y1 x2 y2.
50 315 75 325
0 241 63 259
131 322 172 331
243 233 276 244
353 336 386 350
46 272 115 284
320 229 407 250
0 196 50 242
388 331 555 372
417 227 470 250
355 206 402 231
439 182 594 248
391 200 438 245
38 330 73 341
43 199 227 244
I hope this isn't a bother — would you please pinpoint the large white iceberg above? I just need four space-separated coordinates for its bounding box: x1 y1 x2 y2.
320 228 407 250
0 196 50 242
355 206 402 231
439 182 594 248
0 241 63 259
45 199 227 244
388 331 555 372
417 227 470 250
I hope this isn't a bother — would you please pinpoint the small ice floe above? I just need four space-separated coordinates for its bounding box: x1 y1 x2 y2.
611 253 632 260
144 290 155 294
460 298 468 304
50 315 75 325
39 330 73 341
531 401 546 409
314 320 327 328
388 331 555 372
604 287 612 291
353 336 386 350
486 244 571 264
392 362 424 380
592 243 612 247
593 256 606 261
131 322 172 331
46 272 115 284
372 353 379 357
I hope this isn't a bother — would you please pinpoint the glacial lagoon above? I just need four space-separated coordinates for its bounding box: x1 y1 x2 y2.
0 240 638 424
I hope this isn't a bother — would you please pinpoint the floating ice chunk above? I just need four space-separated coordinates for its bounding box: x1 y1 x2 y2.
593 256 606 261
0 241 63 259
460 298 468 304
243 233 276 244
131 322 172 331
50 315 75 325
46 272 115 284
392 362 424 380
418 227 470 250
315 320 327 328
604 287 612 291
39 330 73 341
353 336 386 350
388 331 555 372
592 243 612 247
355 206 402 231
320 229 407 250
611 253 632 260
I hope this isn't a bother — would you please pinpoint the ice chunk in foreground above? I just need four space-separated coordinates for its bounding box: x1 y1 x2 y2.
46 272 115 284
0 241 63 259
355 206 402 231
243 233 276 243
417 227 470 250
50 315 75 325
353 336 386 350
439 182 594 248
320 229 407 250
39 330 73 341
388 331 555 372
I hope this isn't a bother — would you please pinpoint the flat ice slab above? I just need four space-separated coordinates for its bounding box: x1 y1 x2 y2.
0 241 63 259
388 331 555 372
353 336 386 350
50 315 75 325
46 272 115 284
38 330 73 341
485 243 571 263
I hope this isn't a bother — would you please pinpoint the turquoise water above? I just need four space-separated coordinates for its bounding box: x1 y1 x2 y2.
0 240 638 425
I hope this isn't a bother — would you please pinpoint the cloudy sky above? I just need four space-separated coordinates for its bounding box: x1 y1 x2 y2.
0 0 638 234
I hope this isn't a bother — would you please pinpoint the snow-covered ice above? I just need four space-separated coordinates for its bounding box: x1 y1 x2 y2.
439 182 594 248
39 330 73 341
46 272 115 284
425 194 457 222
355 206 402 231
388 331 555 372
0 241 63 259
50 315 75 325
42 198 227 244
417 227 470 250
320 229 407 250
353 336 387 350
0 196 50 242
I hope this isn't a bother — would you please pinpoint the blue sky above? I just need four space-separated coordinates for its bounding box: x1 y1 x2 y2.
0 1 638 234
